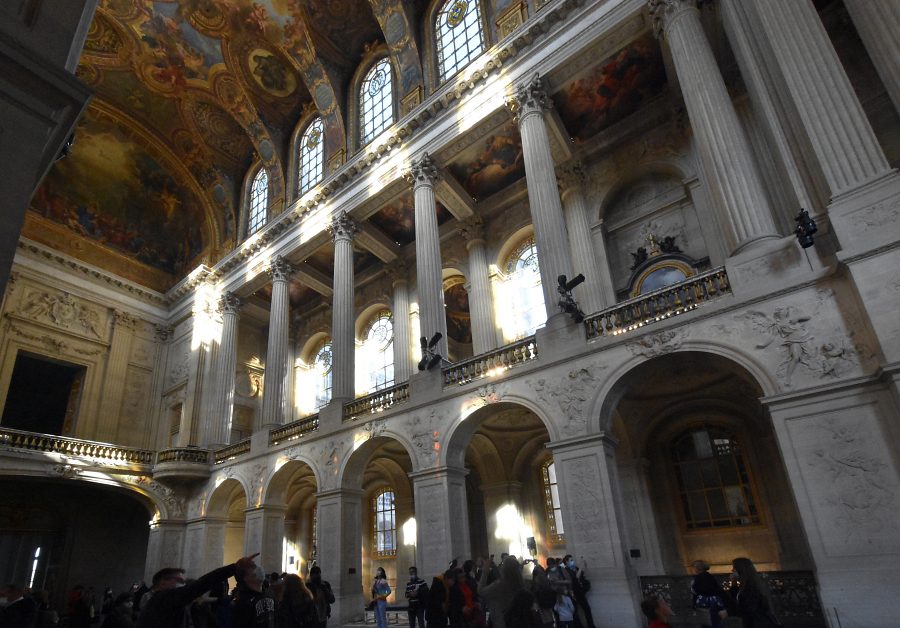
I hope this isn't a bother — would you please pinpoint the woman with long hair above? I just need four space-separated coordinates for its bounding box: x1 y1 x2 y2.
278 574 316 628
371 567 392 628
728 557 781 628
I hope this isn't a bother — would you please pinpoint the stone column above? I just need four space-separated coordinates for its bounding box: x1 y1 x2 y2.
144 521 186 583
207 292 241 448
96 310 136 442
253 505 287 573
844 0 900 116
507 74 575 323
458 216 498 354
479 481 524 557
260 256 293 429
329 212 358 403
558 162 612 313
387 259 412 382
649 0 779 255
316 489 365 625
407 154 448 359
548 433 640 627
410 467 470 581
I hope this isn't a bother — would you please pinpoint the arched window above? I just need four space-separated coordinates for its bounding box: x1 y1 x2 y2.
373 489 397 557
435 0 485 82
297 116 325 197
360 58 394 146
499 236 546 339
359 311 394 394
672 427 760 529
541 458 564 543
312 340 332 410
247 167 269 236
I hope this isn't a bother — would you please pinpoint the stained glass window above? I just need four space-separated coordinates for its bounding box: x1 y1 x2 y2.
298 116 325 197
359 311 394 394
672 427 760 530
247 167 268 236
312 340 332 409
360 59 394 146
374 489 397 557
436 0 485 82
541 459 564 542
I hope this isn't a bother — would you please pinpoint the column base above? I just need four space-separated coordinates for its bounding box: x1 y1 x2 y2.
725 234 820 299
829 170 900 258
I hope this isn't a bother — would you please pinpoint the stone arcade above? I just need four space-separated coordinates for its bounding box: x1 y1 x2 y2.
2 0 899 626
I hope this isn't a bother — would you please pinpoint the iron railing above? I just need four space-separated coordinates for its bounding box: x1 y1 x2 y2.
269 414 320 445
0 427 154 465
584 267 731 340
442 335 538 386
213 439 251 464
155 447 211 464
343 382 410 421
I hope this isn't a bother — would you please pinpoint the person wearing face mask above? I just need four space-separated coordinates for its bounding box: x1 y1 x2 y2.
136 553 259 628
404 566 428 628
562 555 595 628
306 565 334 628
232 564 277 628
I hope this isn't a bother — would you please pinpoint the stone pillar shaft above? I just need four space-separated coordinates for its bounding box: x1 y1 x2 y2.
330 213 358 401
410 467 470 581
651 0 778 254
96 311 135 442
408 154 449 359
459 217 497 354
844 0 900 117
750 0 892 197
316 489 364 625
260 257 292 429
391 275 412 383
208 293 240 447
509 75 574 319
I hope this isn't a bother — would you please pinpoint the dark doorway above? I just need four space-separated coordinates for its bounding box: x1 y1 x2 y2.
1 352 85 435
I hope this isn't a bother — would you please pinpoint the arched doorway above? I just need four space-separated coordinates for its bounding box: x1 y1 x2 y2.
266 460 318 576
207 478 247 567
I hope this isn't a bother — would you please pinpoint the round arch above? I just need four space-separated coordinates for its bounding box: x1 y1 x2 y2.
339 433 420 490
596 161 689 221
206 477 248 518
264 458 320 507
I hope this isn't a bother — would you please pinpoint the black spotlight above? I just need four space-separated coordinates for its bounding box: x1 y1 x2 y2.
417 332 444 371
795 208 818 249
557 274 586 323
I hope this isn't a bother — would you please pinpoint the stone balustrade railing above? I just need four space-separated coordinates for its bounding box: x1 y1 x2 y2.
155 447 211 465
443 335 538 386
213 439 251 465
584 267 731 340
343 382 410 421
0 427 154 465
270 414 320 445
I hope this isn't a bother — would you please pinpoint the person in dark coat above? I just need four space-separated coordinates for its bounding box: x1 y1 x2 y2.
101 593 135 628
0 584 37 628
231 565 276 628
306 566 334 628
727 557 780 628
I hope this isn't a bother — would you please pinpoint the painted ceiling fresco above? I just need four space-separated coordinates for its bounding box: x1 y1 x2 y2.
448 121 525 200
28 107 207 278
552 35 668 143
368 194 452 246
255 279 319 310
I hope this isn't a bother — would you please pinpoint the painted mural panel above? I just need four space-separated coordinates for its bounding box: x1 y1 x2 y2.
553 36 667 143
449 122 525 200
369 194 451 246
29 109 206 277
444 282 472 345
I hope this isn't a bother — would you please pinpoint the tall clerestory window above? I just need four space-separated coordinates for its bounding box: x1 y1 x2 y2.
501 236 546 339
359 311 394 394
436 0 485 82
312 339 332 410
297 116 325 197
247 167 268 236
360 58 394 146
373 489 397 557
541 459 564 543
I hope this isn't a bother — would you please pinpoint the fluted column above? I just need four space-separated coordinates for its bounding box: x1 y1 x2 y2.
558 162 612 313
458 216 497 354
844 0 900 117
208 292 241 447
507 74 574 321
649 0 778 254
387 259 412 382
260 256 293 429
96 310 136 442
329 212 358 402
406 153 448 358
746 0 892 198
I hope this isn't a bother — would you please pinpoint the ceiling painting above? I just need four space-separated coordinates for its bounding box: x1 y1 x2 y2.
255 279 320 311
304 242 380 279
27 107 210 280
448 122 525 200
369 0 425 97
368 194 452 247
552 35 668 143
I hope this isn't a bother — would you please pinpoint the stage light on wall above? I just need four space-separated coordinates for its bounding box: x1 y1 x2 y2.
795 208 817 249
417 332 444 371
557 274 586 323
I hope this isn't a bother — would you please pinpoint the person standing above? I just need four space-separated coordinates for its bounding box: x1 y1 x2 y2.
691 559 727 628
727 558 780 628
0 584 37 628
100 593 135 628
477 556 525 628
232 564 276 628
640 595 674 628
277 574 315 628
371 567 391 628
554 587 576 628
404 566 428 628
306 566 334 628
563 555 595 628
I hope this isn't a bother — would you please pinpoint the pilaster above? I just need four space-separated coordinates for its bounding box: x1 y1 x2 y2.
316 488 365 625
409 466 471 581
95 310 136 441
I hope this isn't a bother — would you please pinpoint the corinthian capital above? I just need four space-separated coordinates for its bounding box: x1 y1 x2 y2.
218 291 242 315
267 256 294 282
506 73 551 122
328 211 359 242
648 0 702 39
405 153 440 187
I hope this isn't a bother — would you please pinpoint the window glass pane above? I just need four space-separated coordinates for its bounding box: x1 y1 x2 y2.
298 117 324 196
707 489 728 519
313 341 332 409
679 463 703 491
248 168 268 236
360 59 393 145
359 312 394 394
436 0 485 82
554 508 564 534
700 460 719 488
502 238 546 339
688 493 709 522
542 460 564 541
374 489 397 556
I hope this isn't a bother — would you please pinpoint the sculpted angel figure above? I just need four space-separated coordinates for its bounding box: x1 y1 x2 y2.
745 307 812 386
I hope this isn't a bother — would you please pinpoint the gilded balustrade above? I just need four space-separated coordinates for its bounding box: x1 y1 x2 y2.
343 382 410 421
155 447 211 464
213 439 251 465
269 413 320 445
442 335 538 386
0 427 154 465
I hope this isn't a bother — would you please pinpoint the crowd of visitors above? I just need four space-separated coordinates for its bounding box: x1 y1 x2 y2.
1 554 777 628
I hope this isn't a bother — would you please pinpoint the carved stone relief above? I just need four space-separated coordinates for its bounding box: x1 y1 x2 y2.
403 408 447 468
626 328 687 358
166 339 190 388
17 290 106 340
529 363 606 436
